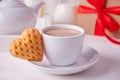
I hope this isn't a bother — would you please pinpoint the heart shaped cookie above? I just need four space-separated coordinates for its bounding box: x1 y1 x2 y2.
9 28 43 61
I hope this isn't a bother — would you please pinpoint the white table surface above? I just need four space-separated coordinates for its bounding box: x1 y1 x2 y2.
0 18 120 80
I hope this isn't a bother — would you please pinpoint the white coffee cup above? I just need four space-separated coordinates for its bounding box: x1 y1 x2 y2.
41 24 85 66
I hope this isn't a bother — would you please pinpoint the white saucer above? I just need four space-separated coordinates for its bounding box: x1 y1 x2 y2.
28 46 100 75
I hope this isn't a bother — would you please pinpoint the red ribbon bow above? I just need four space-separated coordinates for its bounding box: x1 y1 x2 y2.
78 0 120 45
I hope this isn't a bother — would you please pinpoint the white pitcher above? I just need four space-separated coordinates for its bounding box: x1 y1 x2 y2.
53 0 78 25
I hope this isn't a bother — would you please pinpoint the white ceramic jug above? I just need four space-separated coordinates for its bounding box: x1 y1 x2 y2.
54 3 77 25
0 0 44 35
44 0 78 25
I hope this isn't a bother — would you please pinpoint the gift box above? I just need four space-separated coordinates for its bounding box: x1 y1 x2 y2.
77 0 120 39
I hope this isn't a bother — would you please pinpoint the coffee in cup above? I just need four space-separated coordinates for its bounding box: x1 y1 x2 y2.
41 24 85 66
44 27 81 37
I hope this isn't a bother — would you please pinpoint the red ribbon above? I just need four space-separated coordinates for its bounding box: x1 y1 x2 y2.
78 0 120 45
